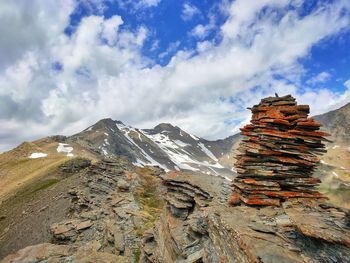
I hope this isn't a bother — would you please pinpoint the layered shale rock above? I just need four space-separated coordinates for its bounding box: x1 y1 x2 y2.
207 199 350 263
231 94 330 206
140 171 231 263
141 172 350 263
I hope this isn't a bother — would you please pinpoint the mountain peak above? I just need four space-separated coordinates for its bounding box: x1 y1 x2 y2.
88 119 126 130
93 118 114 126
153 123 177 132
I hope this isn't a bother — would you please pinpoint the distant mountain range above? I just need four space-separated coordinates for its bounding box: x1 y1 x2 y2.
67 118 240 177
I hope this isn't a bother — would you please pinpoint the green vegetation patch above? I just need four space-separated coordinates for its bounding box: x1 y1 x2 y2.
133 247 141 263
12 178 60 203
27 179 60 195
133 167 164 236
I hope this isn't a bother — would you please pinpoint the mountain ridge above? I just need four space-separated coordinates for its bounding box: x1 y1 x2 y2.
69 118 238 177
314 102 350 142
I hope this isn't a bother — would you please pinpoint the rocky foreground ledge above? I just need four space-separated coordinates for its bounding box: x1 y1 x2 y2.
1 166 350 263
1 159 164 263
142 171 350 263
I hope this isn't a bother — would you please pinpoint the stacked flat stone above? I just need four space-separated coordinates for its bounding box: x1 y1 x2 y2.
230 94 330 206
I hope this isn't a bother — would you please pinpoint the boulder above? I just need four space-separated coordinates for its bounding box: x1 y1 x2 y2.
117 179 130 191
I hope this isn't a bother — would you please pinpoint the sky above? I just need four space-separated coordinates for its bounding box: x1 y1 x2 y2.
1 0 350 152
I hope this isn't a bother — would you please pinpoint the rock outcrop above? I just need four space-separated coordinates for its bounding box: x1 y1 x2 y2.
140 171 231 263
141 171 350 263
231 94 330 206
1 158 163 263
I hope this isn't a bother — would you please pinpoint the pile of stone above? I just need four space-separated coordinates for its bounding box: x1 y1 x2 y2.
231 94 330 206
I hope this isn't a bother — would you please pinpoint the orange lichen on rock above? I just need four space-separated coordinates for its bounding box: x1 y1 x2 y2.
229 94 329 206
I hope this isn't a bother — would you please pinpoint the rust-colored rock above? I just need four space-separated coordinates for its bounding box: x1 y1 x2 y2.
230 94 329 206
228 193 241 206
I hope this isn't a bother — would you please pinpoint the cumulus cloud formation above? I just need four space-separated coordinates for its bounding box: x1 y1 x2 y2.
1 0 350 152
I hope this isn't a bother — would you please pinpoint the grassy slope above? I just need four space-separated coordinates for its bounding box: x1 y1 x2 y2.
317 142 350 209
0 138 98 203
0 160 84 259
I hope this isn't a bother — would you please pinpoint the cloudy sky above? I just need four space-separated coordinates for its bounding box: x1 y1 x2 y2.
1 0 350 152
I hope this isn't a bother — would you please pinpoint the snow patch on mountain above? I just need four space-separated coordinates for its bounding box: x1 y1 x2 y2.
188 133 199 141
174 140 189 147
141 129 224 172
198 142 218 162
117 122 169 171
57 143 74 157
29 152 48 159
75 119 237 176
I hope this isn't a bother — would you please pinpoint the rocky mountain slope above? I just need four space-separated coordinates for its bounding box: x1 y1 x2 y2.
314 102 350 142
0 158 164 261
2 161 349 263
68 118 239 177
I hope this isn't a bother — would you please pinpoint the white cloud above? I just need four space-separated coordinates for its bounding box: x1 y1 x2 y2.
191 24 210 39
306 71 332 85
101 16 124 45
141 0 161 7
0 0 75 71
158 41 181 59
181 3 200 21
116 0 161 10
190 15 216 39
1 0 350 152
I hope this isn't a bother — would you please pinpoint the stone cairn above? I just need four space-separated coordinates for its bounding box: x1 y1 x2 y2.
230 94 330 206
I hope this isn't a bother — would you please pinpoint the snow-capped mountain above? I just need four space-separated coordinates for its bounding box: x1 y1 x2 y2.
69 118 239 177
